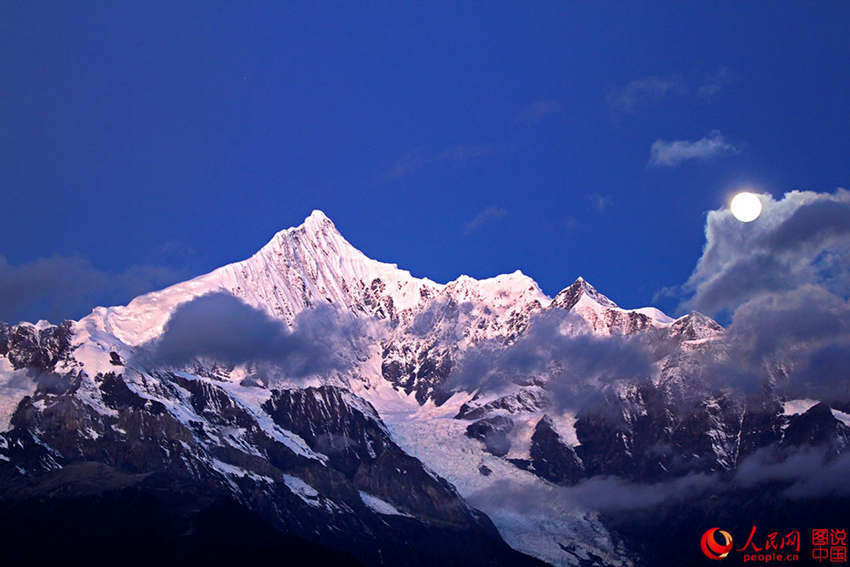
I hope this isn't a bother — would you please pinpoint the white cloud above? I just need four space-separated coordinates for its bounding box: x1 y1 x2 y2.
463 206 508 235
679 188 850 316
516 100 562 125
698 66 735 98
587 192 613 213
607 68 735 116
606 76 683 114
648 130 739 167
385 145 494 180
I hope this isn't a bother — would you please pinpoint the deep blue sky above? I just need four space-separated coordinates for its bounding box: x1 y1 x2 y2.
2 2 849 321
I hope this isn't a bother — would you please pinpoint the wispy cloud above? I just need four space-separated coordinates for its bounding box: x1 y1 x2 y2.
516 99 562 125
606 76 683 115
468 469 716 515
384 148 430 179
437 144 492 162
648 130 739 167
607 67 735 116
463 206 508 235
384 144 494 180
587 192 613 213
698 66 735 98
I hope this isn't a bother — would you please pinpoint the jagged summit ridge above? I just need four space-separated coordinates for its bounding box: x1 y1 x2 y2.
75 210 707 379
82 211 439 345
80 211 552 347
551 276 619 311
547 276 675 335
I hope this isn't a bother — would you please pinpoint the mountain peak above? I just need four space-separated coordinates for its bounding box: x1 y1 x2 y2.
550 277 618 311
296 209 336 233
669 311 725 341
258 209 349 256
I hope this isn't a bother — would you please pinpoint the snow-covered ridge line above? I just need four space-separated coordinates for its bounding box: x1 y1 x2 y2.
70 210 691 348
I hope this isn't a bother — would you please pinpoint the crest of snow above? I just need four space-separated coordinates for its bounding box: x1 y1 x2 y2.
58 209 674 401
783 399 819 416
831 408 850 428
358 491 410 517
445 271 545 305
634 307 675 325
66 318 133 377
72 211 552 350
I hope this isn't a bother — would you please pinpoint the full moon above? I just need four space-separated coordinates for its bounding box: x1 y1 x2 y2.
730 192 762 222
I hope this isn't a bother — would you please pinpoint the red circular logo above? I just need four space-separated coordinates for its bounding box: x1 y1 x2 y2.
701 527 734 560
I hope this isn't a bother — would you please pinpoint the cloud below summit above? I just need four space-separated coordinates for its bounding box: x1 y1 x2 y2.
140 293 366 379
447 310 656 409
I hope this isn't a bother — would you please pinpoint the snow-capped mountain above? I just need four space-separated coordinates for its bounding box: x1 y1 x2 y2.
1 211 848 566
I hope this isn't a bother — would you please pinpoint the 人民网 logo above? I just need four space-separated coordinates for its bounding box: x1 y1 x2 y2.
701 527 734 560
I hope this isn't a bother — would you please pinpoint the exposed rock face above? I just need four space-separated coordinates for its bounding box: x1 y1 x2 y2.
263 386 485 529
0 367 538 566
549 278 657 335
381 340 454 404
379 273 546 404
456 388 547 420
550 277 619 312
782 402 850 455
529 416 584 485
668 311 725 342
465 415 515 457
1 320 74 371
